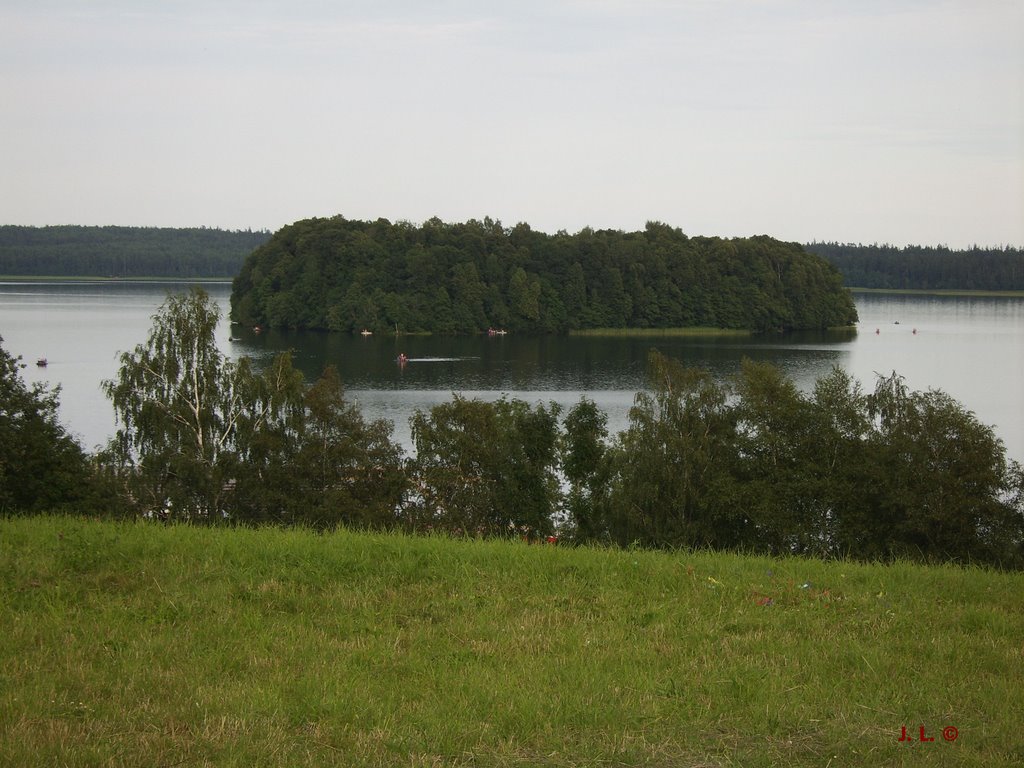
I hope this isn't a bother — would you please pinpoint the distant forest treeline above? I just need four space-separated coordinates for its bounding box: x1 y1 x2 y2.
0 225 271 278
2 224 1021 294
231 217 857 334
806 242 1024 291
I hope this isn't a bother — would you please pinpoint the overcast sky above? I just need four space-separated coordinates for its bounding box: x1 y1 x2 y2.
2 0 1022 247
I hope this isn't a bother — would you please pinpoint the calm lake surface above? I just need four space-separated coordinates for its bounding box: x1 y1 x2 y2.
2 281 1022 462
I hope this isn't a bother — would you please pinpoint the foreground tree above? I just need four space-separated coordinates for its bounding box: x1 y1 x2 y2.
103 289 245 518
103 289 405 525
409 396 561 537
861 372 1024 564
0 336 107 514
802 367 873 556
604 352 744 549
217 359 407 528
593 352 1024 567
733 358 851 557
287 366 407 529
560 397 612 543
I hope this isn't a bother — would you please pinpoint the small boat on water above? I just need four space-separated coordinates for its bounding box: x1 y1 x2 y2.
36 358 47 367
360 329 373 336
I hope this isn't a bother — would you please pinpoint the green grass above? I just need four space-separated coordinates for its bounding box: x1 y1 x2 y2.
569 327 751 338
850 287 1024 298
2 517 1021 767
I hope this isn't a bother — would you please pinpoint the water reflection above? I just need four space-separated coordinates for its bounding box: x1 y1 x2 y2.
233 324 858 393
227 324 861 450
1 282 1021 460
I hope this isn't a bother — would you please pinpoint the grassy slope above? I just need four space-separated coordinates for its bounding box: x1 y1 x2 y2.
1 517 1021 767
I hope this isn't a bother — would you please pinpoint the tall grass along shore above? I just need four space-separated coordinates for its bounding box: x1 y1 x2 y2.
2 517 1021 767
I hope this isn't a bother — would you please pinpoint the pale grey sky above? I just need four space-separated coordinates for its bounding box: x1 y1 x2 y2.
2 0 1022 247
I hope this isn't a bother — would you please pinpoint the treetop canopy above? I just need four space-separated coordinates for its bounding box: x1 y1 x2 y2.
231 216 858 335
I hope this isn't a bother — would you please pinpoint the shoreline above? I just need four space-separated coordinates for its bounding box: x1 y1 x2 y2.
850 287 1024 298
0 275 233 283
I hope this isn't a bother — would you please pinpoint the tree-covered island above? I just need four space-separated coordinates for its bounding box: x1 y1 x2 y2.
230 217 858 334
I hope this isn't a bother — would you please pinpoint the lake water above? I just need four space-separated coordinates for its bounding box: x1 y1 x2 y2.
1 281 1022 462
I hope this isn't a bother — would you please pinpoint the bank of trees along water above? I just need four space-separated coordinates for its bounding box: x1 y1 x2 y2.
807 242 1024 291
0 225 270 277
4 223 1020 293
230 216 858 334
4 290 1022 569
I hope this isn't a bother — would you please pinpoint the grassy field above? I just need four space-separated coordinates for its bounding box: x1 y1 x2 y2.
2 517 1021 767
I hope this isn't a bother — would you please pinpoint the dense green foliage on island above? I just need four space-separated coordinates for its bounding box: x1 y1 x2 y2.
4 290 1022 569
0 225 270 277
807 241 1024 291
231 217 858 334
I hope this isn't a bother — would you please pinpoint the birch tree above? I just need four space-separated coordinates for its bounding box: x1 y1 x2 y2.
103 288 407 526
103 289 299 520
